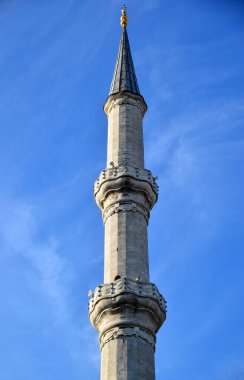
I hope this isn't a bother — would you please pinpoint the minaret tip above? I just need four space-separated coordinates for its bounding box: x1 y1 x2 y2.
109 4 141 97
120 5 128 27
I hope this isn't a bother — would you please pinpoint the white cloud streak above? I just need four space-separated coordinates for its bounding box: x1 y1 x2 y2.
0 197 70 320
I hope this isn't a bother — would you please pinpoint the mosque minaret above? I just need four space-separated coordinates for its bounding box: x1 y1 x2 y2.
88 8 166 379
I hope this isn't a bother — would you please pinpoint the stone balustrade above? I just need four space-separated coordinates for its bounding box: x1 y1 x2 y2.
89 277 166 352
94 165 159 213
94 165 158 196
89 277 166 314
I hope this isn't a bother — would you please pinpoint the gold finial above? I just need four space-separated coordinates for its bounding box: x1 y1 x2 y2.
120 5 128 27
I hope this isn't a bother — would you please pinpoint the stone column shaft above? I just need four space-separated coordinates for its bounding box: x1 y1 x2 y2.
106 95 144 169
104 210 149 283
101 336 155 380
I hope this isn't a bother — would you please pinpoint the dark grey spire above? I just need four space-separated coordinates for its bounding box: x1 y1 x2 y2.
109 27 140 96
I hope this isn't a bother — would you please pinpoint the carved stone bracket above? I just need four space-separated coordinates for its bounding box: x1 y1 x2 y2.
100 326 155 351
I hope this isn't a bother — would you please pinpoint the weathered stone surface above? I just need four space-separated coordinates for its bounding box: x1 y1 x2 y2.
104 93 147 169
104 211 149 282
101 334 155 380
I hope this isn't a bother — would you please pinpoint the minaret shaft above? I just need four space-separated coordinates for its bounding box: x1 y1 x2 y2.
104 94 149 284
101 338 155 380
104 203 149 283
107 97 144 168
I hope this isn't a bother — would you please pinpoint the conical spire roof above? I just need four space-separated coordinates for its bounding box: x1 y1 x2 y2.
109 26 140 96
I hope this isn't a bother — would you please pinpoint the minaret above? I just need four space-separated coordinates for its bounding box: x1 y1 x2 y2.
89 8 166 380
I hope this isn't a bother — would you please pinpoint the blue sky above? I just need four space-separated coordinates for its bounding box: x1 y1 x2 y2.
0 0 243 379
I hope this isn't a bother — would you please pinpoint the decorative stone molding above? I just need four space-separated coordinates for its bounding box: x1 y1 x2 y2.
104 91 147 116
100 326 155 350
94 165 158 211
103 202 149 224
89 277 166 339
89 277 165 314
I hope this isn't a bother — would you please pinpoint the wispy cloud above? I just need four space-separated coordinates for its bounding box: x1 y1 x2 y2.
148 98 244 280
0 194 101 373
0 197 71 320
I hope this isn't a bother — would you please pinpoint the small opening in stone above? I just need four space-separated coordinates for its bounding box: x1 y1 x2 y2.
114 275 121 281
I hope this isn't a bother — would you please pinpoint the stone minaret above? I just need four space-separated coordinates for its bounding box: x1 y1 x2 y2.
89 8 166 380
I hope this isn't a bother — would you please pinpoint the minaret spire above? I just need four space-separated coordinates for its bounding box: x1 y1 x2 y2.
89 8 166 380
110 7 140 96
